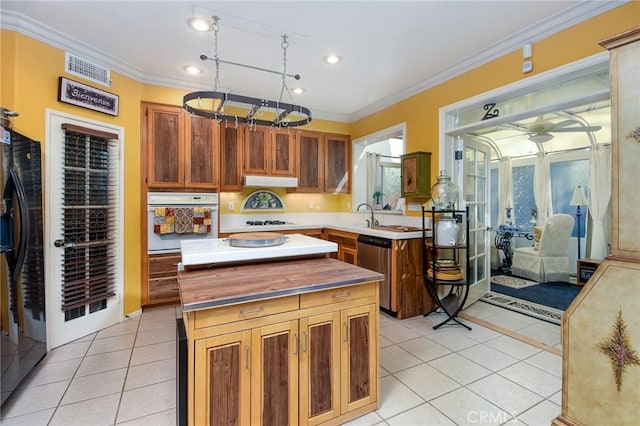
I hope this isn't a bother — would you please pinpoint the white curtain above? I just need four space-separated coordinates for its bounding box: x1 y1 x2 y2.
588 144 611 258
534 152 553 227
366 152 381 205
497 156 513 225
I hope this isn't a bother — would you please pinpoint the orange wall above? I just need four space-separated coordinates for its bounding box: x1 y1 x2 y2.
0 2 636 315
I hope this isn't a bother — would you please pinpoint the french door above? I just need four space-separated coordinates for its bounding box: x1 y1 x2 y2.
458 137 491 305
45 110 123 349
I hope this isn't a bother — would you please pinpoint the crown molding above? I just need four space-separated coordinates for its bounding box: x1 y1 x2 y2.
348 1 625 122
2 1 625 124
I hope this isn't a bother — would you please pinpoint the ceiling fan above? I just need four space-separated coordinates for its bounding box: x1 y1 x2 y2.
526 116 602 143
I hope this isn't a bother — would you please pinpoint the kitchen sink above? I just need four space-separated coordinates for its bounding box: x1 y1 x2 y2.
371 225 422 232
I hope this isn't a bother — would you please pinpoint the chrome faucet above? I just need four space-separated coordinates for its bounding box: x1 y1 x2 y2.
357 203 379 228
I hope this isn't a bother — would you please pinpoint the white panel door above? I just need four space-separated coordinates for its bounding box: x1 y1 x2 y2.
460 137 491 305
45 110 123 349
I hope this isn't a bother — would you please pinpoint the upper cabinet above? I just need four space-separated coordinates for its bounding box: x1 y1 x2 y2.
143 103 184 188
325 133 351 194
185 115 219 189
220 124 243 192
401 151 432 198
294 131 350 194
295 131 324 192
142 102 219 190
243 126 296 177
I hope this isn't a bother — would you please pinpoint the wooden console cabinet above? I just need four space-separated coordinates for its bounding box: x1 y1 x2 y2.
576 258 602 285
180 258 380 426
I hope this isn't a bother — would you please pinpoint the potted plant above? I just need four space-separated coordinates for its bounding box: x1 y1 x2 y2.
373 191 383 210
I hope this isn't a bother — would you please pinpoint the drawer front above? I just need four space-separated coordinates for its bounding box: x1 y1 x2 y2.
327 232 357 249
194 296 299 329
149 254 181 275
149 277 180 301
300 282 377 309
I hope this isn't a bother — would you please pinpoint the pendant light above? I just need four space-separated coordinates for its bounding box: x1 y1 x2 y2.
183 16 312 128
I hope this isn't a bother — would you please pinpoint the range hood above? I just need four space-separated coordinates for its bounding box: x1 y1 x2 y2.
243 175 298 188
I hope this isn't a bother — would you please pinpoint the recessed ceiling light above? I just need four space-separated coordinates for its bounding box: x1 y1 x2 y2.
324 54 342 64
183 65 203 75
292 87 305 95
188 17 211 32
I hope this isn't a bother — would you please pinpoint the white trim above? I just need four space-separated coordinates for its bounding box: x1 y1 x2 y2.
44 109 125 350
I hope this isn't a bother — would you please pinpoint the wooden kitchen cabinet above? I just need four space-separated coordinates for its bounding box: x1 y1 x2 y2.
220 125 243 191
185 114 219 188
143 253 181 305
324 133 350 194
323 229 358 265
142 102 219 190
186 279 379 426
143 103 184 188
295 131 324 192
391 238 436 319
400 151 432 198
293 131 351 194
244 125 296 177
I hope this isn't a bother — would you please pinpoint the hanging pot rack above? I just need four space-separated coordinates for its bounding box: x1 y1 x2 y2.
183 16 312 128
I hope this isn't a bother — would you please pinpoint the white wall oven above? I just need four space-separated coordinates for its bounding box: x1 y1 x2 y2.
147 192 218 254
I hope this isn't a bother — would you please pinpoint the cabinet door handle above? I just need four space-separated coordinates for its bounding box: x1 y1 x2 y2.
245 345 250 370
240 306 264 315
344 322 349 342
303 331 308 353
293 333 299 356
333 291 351 300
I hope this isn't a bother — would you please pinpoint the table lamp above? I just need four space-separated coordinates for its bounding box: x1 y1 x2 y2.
569 185 588 259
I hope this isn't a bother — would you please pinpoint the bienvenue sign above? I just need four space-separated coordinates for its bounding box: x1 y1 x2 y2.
58 77 119 116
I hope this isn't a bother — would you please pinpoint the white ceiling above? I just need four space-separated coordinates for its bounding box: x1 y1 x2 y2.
0 1 620 122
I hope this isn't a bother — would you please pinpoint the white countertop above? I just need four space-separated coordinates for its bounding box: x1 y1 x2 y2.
180 233 338 266
221 223 430 240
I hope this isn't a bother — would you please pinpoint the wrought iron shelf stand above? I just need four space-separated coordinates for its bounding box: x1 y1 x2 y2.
422 206 471 330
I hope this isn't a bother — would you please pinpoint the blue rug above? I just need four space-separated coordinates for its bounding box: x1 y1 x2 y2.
491 280 582 311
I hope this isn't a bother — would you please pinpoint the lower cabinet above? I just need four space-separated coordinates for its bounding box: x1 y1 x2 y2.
323 229 358 265
188 283 379 426
143 253 181 305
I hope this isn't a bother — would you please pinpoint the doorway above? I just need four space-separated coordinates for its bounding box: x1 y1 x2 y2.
439 53 610 321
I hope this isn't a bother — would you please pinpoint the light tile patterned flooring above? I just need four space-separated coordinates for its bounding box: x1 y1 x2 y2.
0 301 562 426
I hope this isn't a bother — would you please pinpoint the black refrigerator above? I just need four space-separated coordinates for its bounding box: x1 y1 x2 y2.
1 125 46 406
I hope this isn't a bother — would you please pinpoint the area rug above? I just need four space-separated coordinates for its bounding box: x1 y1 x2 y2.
491 280 582 311
480 293 564 325
492 275 538 289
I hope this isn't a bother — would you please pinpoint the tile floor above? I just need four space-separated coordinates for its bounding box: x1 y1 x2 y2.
0 301 562 426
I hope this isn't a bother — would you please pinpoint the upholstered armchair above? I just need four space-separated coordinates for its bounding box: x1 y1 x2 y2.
512 214 575 283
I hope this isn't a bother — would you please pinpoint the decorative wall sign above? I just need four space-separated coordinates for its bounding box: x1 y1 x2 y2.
481 103 499 120
242 190 284 210
58 77 119 116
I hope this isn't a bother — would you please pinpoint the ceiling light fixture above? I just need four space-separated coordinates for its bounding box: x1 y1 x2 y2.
183 16 312 128
324 54 341 64
292 87 305 94
188 17 211 32
529 132 554 143
183 65 203 75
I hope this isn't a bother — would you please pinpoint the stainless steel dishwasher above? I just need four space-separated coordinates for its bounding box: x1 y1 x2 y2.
357 234 392 311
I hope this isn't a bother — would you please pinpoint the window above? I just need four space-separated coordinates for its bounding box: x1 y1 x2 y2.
352 124 406 212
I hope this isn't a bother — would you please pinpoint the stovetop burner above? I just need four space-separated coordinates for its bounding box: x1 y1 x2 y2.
246 220 288 226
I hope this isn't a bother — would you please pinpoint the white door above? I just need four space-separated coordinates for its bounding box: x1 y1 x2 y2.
458 137 492 305
45 110 123 349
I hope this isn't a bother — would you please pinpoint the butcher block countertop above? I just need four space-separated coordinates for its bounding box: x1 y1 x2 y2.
177 257 384 312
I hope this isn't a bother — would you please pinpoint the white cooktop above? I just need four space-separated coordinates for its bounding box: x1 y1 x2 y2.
180 234 337 266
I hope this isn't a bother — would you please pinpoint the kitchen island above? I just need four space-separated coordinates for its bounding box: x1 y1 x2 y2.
177 235 383 426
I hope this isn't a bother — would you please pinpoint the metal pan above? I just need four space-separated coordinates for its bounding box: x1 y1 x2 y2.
226 232 286 247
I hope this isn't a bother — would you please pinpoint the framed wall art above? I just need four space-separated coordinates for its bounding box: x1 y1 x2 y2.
58 77 119 116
